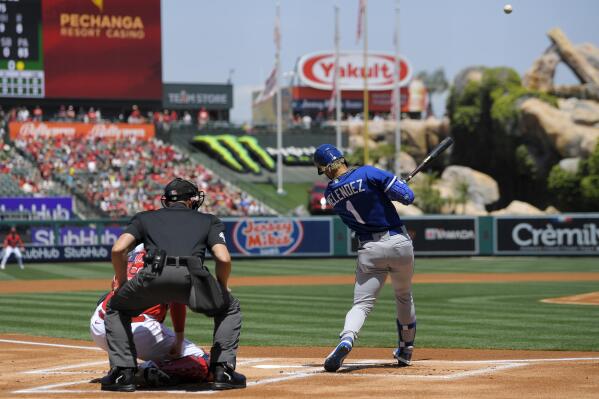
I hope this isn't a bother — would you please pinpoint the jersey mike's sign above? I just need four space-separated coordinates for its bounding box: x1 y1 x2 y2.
297 51 412 91
226 218 332 257
496 216 599 255
231 218 304 256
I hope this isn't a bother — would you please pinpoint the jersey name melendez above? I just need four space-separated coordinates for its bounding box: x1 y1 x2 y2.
326 179 365 207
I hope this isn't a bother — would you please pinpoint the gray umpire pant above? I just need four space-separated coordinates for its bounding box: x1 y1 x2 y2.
105 263 242 369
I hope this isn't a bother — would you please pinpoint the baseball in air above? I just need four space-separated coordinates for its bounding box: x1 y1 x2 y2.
504 4 513 14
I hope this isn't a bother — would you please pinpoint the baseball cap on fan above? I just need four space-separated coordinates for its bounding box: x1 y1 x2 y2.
163 178 198 201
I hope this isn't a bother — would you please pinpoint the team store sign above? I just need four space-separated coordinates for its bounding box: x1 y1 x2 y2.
298 51 412 91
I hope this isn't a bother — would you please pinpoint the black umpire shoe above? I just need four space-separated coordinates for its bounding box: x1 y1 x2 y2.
100 367 136 392
212 363 246 390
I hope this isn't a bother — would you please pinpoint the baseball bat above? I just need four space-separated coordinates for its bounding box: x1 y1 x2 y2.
404 137 454 182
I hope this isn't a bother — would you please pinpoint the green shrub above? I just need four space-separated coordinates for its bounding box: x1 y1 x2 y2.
547 164 581 211
547 142 599 211
412 173 445 214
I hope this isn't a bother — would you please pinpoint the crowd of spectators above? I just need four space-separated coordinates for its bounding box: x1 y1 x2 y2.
0 139 58 196
14 136 273 218
0 105 216 132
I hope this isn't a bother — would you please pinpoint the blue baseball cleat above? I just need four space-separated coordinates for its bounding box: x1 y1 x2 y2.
393 347 413 367
324 340 353 372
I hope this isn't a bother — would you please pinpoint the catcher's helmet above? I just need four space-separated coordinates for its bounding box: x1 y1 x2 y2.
161 177 205 210
313 144 344 175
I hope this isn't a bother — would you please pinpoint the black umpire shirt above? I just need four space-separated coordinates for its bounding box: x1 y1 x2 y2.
123 203 227 261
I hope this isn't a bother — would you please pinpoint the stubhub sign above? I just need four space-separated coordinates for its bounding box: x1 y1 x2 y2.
31 227 123 246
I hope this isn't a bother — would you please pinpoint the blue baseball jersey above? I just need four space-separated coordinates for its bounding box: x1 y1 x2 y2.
324 165 414 235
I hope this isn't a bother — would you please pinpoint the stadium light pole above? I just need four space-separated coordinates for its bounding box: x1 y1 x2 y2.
362 1 369 165
275 3 285 195
394 0 401 176
334 5 342 150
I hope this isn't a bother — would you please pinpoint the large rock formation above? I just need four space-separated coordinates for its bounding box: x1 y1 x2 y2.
397 151 417 175
557 98 599 126
395 117 449 161
558 157 581 173
393 201 423 216
434 165 499 214
523 49 561 91
491 200 544 215
519 98 599 158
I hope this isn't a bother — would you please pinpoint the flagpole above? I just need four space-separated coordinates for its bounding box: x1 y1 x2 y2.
394 0 401 176
362 0 369 165
334 5 341 149
275 3 284 195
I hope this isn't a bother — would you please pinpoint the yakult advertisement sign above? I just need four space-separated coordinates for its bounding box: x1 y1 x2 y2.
298 51 412 91
495 216 599 255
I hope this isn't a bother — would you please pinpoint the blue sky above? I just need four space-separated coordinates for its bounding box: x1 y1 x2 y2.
162 0 599 122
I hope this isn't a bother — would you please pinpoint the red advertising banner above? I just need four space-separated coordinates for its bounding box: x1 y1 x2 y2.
42 0 161 100
9 121 155 140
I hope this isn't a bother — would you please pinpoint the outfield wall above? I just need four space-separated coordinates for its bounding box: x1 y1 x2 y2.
1 214 598 262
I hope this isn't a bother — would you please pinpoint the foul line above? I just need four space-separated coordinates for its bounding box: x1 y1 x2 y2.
0 338 101 351
23 361 107 375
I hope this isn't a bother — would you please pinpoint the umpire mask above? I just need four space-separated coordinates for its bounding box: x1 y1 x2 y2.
161 178 205 210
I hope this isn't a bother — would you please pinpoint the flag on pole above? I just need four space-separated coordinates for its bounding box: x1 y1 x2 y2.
254 66 277 104
356 0 366 43
274 5 281 52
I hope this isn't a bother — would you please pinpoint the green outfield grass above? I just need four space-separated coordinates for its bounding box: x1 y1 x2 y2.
1 256 598 280
0 257 598 351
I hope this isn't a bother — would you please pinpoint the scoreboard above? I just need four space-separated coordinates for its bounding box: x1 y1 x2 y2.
0 0 161 101
0 0 44 98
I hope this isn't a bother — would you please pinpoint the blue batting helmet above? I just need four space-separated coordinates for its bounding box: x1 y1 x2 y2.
313 144 344 175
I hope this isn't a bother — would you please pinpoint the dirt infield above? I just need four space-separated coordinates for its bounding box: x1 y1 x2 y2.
2 272 599 294
542 291 599 305
1 334 598 399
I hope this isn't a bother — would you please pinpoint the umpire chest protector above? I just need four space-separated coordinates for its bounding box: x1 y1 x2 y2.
124 203 226 263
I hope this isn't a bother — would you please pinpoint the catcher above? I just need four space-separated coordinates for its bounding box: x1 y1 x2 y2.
90 244 210 387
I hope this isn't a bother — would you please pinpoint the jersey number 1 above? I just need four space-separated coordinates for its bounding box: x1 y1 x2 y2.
346 200 365 224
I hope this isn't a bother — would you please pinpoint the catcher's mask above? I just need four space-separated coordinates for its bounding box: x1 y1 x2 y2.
313 143 346 176
161 177 205 210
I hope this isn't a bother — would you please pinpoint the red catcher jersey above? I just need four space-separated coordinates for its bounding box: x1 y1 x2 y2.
102 250 167 322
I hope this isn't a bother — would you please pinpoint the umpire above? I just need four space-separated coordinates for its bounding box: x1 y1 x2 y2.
101 178 245 392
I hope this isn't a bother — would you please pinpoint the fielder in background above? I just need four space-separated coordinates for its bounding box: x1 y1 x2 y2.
1 227 25 270
90 244 210 387
313 144 417 372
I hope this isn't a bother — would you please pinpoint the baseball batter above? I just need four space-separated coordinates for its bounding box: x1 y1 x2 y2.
90 245 210 386
1 227 25 270
313 144 417 372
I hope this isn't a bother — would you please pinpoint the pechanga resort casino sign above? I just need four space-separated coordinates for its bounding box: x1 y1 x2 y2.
297 51 412 91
